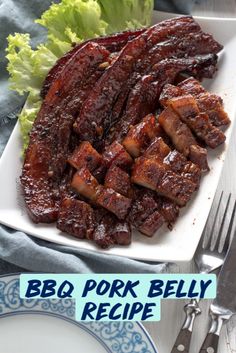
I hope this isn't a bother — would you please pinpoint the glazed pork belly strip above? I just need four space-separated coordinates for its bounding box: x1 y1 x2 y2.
21 42 110 223
108 54 219 144
41 28 146 98
73 16 209 143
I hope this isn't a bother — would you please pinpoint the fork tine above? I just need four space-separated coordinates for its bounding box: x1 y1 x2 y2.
203 191 223 249
221 200 236 254
213 193 231 251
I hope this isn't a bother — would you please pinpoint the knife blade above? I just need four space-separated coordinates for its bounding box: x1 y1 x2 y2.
199 201 236 353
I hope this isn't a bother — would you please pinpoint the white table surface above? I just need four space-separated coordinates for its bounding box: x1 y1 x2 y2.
144 2 236 352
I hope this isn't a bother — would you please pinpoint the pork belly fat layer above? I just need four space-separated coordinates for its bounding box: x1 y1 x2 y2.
96 187 132 220
132 157 196 206
57 198 95 239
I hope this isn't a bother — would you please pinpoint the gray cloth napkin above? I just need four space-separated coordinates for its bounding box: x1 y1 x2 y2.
0 0 196 274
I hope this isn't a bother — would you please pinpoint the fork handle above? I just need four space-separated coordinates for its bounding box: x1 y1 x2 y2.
199 312 225 353
171 300 201 353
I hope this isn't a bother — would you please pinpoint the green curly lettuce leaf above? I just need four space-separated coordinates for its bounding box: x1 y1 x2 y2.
98 0 153 33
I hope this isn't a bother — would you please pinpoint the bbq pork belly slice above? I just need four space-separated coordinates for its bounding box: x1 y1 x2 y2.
104 165 132 198
131 157 196 206
144 137 201 187
93 210 131 248
68 141 102 171
41 28 146 98
71 168 99 201
103 141 133 171
57 198 95 239
96 186 132 220
160 87 226 148
71 167 131 220
158 106 209 171
122 114 161 158
128 188 179 236
21 42 110 223
178 77 230 126
128 188 164 236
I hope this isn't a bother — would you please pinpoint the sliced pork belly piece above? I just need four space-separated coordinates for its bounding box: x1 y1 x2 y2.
158 106 197 156
71 168 99 201
68 142 102 171
144 137 201 187
178 77 230 126
132 157 196 206
189 145 209 171
104 165 132 198
128 188 164 236
160 90 226 148
96 186 131 220
57 198 95 239
138 211 164 237
143 137 171 159
158 106 209 170
93 210 131 248
103 141 133 171
122 114 160 157
164 150 201 186
161 198 179 224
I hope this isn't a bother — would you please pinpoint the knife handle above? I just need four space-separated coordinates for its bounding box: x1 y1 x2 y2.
171 299 201 353
199 311 225 353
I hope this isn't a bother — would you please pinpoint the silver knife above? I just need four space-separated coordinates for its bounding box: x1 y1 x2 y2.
199 212 236 353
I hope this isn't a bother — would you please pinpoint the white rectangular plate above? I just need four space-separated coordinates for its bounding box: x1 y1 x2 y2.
0 13 236 262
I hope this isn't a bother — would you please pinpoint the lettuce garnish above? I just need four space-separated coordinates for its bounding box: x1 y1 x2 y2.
6 0 153 151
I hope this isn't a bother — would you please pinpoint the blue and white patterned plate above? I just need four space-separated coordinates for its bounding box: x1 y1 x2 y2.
0 274 158 353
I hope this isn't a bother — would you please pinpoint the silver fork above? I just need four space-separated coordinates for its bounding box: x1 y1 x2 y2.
171 192 233 353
